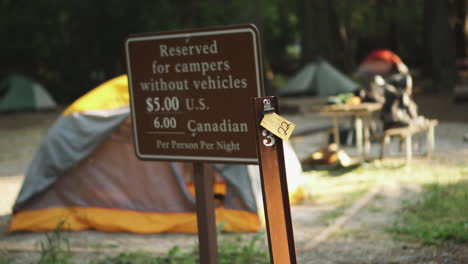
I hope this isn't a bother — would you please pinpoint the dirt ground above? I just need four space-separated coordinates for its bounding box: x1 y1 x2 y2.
1 93 468 263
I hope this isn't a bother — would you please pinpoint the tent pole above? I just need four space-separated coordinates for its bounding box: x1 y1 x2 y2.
193 162 219 264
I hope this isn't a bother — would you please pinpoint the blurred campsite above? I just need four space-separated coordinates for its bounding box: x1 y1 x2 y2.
2 1 468 263
0 0 467 103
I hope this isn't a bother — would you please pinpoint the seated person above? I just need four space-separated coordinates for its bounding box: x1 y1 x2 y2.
354 49 426 130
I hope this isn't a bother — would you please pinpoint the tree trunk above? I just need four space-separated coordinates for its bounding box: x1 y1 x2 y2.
423 0 457 93
297 0 344 69
454 0 467 58
297 0 315 65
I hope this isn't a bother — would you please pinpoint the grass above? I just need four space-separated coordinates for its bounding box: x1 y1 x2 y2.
319 187 369 225
301 162 381 207
91 232 269 264
335 226 372 240
302 158 468 245
38 221 73 264
389 180 468 245
6 159 468 262
29 222 269 264
0 250 12 264
302 159 468 206
216 232 269 264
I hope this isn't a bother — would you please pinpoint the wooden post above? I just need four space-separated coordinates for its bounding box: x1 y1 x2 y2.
355 116 363 157
405 136 412 163
381 134 390 160
333 116 340 147
363 115 371 158
193 162 218 264
427 126 435 158
252 96 297 264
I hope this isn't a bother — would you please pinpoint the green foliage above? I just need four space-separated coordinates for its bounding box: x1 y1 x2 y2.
270 73 288 90
35 220 267 264
217 233 269 264
0 250 13 264
390 181 468 245
92 250 175 264
92 232 269 264
155 246 197 264
0 0 298 103
38 221 73 264
92 248 195 264
0 1 463 100
333 0 425 64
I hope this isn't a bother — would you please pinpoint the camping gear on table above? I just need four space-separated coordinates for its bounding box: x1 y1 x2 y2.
0 75 56 112
7 75 305 234
326 93 362 106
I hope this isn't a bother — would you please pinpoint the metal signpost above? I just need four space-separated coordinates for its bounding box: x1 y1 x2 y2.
125 25 263 264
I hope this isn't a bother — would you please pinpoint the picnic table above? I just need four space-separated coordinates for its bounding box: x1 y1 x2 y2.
312 103 382 159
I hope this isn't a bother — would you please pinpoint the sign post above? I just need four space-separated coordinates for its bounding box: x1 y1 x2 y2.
125 25 263 264
252 96 297 264
193 162 218 263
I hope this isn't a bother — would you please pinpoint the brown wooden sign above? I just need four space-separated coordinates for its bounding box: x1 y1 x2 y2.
125 25 263 163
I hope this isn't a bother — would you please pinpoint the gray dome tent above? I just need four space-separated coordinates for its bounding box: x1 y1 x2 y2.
278 59 358 97
0 75 57 111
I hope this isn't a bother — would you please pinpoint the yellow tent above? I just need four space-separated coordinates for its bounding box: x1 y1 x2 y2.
8 76 262 233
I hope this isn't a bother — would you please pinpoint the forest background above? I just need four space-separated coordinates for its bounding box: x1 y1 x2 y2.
0 0 466 103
